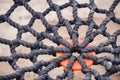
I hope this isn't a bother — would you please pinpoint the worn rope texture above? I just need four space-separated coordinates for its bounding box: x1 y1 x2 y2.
0 0 120 80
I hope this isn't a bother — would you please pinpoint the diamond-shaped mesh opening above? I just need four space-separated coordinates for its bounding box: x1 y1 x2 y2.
0 0 13 15
28 0 49 12
93 13 106 26
58 26 70 39
78 8 90 21
73 71 85 80
0 44 11 56
42 39 57 47
94 0 113 10
16 45 31 53
61 6 73 20
0 62 15 75
78 25 88 39
45 11 59 25
21 32 36 43
0 22 17 40
91 34 108 46
92 65 107 75
10 6 32 25
48 67 64 79
16 58 33 68
24 72 38 80
31 19 46 32
106 21 120 35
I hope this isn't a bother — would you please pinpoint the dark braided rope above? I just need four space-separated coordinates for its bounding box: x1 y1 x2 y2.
0 0 120 80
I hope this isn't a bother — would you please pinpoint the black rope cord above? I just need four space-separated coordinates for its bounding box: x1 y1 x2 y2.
0 0 120 80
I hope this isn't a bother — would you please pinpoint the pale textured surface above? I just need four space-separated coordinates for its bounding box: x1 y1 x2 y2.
0 0 120 80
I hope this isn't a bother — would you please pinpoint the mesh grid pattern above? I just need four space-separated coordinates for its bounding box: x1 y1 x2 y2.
0 0 120 80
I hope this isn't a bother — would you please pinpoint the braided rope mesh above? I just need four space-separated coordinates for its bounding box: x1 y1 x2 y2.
0 0 120 80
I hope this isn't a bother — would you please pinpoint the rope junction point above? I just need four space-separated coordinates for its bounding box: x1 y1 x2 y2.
56 39 96 71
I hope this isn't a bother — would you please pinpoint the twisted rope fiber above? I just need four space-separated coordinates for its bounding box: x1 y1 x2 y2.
0 0 120 80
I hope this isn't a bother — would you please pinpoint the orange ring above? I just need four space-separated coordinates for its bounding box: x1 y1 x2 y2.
56 39 96 71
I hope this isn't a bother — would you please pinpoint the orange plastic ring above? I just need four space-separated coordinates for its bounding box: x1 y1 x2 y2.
56 39 96 71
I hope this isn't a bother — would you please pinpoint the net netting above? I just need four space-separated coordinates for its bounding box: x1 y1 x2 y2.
0 0 120 80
